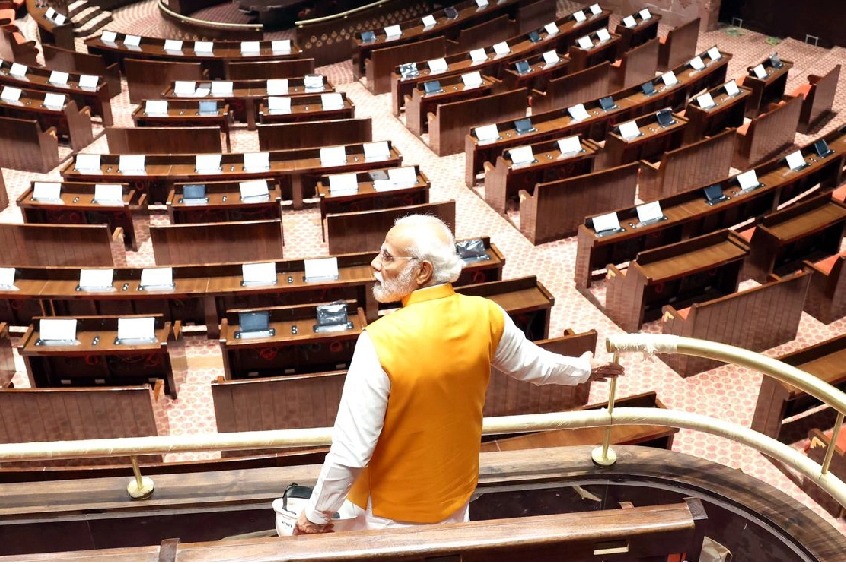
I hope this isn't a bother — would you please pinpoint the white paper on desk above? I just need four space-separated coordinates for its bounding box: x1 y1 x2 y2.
33 182 61 201
469 48 487 64
329 172 359 194
373 179 395 191
268 96 292 114
661 71 678 86
573 10 586 23
43 92 65 110
696 92 715 108
46 7 55 18
118 317 155 342
272 40 291 53
141 267 174 289
363 141 390 161
622 15 636 28
124 34 141 47
196 153 222 173
243 152 270 172
542 50 559 65
751 63 767 79
422 14 437 27
75 153 101 173
737 169 760 190
320 145 347 166
639 8 652 20
242 261 277 285
576 35 593 50
509 145 534 166
689 56 705 71
462 71 483 88
544 22 559 36
321 92 344 110
54 12 66 24
240 178 270 199
163 39 183 52
558 136 582 155
174 81 197 96
79 74 99 89
592 211 620 233
492 41 510 56
474 123 499 142
785 150 806 171
708 46 722 61
0 86 21 102
304 257 339 282
388 166 417 188
94 183 123 203
40 318 77 342
9 63 27 77
568 103 589 122
384 24 401 38
119 154 146 174
101 30 117 43
80 268 114 290
304 74 324 89
0 267 15 289
211 81 233 96
475 0 488 7
636 201 664 223
240 41 261 55
194 40 214 54
49 71 69 86
724 79 740 96
590 4 601 15
145 99 168 115
596 28 611 43
428 57 448 74
266 78 288 95
618 120 640 140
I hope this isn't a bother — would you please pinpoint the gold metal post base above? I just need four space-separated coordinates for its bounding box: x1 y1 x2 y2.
127 476 155 500
591 445 617 466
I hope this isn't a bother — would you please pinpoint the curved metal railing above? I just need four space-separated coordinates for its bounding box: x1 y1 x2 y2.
295 0 391 27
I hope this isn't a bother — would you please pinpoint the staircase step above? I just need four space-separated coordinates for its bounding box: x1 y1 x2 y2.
72 5 104 26
74 11 113 36
67 0 90 18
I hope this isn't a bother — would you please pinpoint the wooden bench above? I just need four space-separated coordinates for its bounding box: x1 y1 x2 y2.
257 117 371 150
531 61 612 114
225 58 315 80
682 82 751 143
0 114 58 173
429 88 526 156
611 36 659 91
105 126 224 154
457 276 554 341
658 17 700 71
0 23 38 66
150 219 285 265
791 64 840 134
168 180 283 225
0 222 121 267
0 88 93 151
130 100 232 152
740 56 793 119
660 270 811 377
124 58 207 104
733 95 802 170
257 91 355 125
804 252 846 324
42 44 122 99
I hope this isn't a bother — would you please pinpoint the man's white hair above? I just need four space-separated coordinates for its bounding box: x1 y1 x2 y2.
394 215 463 284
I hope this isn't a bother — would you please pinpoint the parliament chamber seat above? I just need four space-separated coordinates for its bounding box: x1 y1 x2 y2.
790 64 840 134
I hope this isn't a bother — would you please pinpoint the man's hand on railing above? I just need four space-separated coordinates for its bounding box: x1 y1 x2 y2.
294 512 334 535
588 359 625 382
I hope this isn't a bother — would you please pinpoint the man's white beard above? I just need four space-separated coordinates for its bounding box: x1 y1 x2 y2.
373 263 418 303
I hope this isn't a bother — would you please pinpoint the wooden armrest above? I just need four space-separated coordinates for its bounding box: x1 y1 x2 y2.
808 74 822 84
81 106 91 116
639 158 660 172
610 59 622 68
518 189 531 203
171 319 183 341
736 120 750 136
606 263 623 278
736 226 756 242
111 226 125 242
483 162 495 173
46 126 57 138
832 184 846 203
152 379 164 401
810 254 841 276
661 305 688 321
790 83 812 99
137 193 149 208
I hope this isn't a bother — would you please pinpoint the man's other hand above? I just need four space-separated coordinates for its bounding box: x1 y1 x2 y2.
294 512 334 535
588 360 624 382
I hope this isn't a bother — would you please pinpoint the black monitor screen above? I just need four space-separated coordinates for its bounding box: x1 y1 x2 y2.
514 118 534 134
656 109 675 127
239 311 270 333
703 184 725 203
599 96 615 110
444 6 458 19
399 62 419 78
515 60 530 74
198 100 217 114
814 139 833 157
641 81 655 95
361 30 376 43
183 184 206 200
423 80 442 94
528 30 540 43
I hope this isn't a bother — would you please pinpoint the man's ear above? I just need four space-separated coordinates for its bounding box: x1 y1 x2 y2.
415 260 434 286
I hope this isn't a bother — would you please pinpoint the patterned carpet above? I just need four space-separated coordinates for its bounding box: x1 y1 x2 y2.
5 0 846 535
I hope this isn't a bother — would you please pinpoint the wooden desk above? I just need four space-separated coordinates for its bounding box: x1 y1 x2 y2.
257 92 354 125
744 193 846 282
614 11 661 52
17 181 143 251
733 94 802 169
42 44 122 99
604 110 687 168
682 82 751 143
499 50 570 93
85 34 302 79
531 59 613 114
567 32 621 72
0 223 119 268
162 76 334 130
168 180 283 224
457 276 553 341
605 229 749 332
60 142 403 207
131 100 232 152
219 302 366 380
484 137 598 214
406 74 498 136
19 314 180 399
741 57 793 118
0 86 93 151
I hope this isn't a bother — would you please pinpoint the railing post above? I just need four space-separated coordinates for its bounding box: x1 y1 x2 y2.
592 352 619 466
127 456 155 500
821 412 845 475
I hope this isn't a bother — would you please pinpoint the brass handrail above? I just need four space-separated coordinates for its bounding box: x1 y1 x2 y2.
295 0 391 27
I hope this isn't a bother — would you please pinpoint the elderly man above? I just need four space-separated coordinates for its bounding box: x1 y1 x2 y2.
296 215 624 533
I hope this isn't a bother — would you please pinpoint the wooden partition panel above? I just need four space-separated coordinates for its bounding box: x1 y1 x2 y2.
327 200 456 255
797 64 840 133
42 44 122 98
105 126 224 154
733 95 802 169
804 253 846 324
532 62 612 114
124 58 206 104
225 58 315 80
0 115 59 173
366 36 447 95
257 118 372 151
658 17 700 70
0 167 8 213
0 223 115 267
150 220 284 265
613 37 659 90
448 14 519 54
